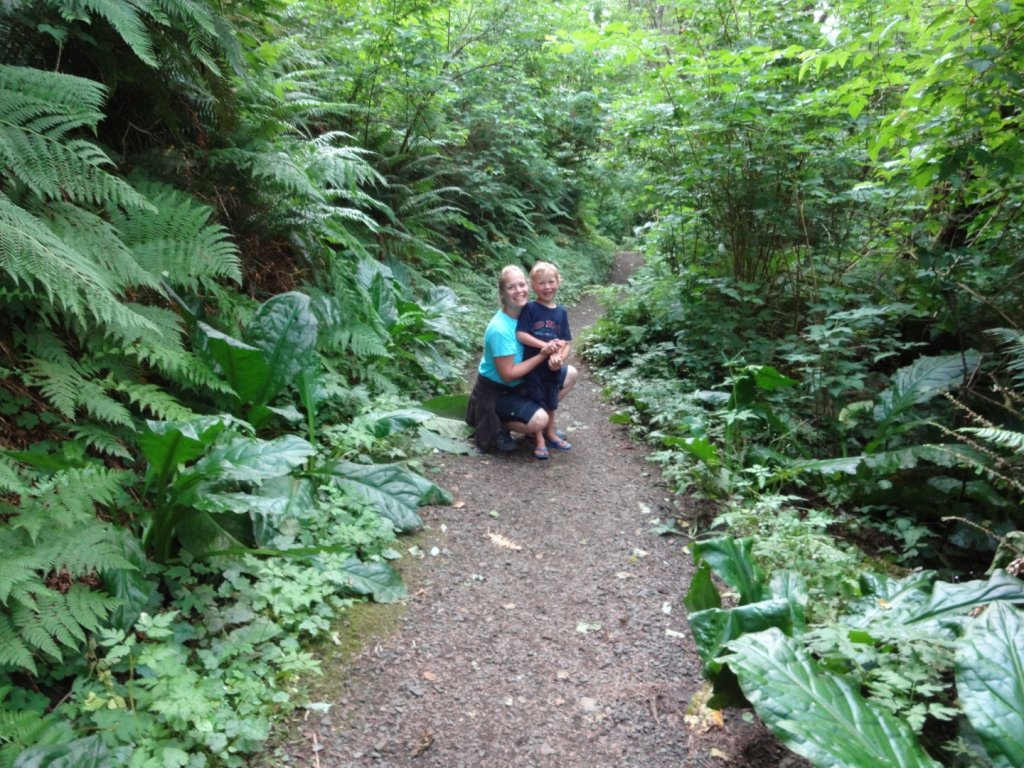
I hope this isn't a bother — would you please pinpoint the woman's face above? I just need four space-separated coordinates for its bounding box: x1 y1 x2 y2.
500 269 529 310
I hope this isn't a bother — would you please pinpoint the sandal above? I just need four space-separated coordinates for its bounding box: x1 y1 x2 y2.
533 446 549 460
545 437 572 451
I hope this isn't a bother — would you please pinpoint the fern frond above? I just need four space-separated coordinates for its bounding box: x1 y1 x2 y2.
309 134 385 189
76 0 158 66
110 182 242 290
0 198 159 336
8 467 133 540
25 352 85 419
342 324 391 359
0 64 106 138
122 304 235 395
77 381 135 428
66 423 133 460
47 202 162 293
211 147 324 201
0 614 37 674
110 380 195 421
987 327 1024 386
0 455 21 493
961 426 1024 455
8 584 116 663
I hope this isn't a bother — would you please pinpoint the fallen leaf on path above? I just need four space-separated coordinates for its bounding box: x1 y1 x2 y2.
421 671 437 682
685 683 725 733
615 571 635 579
410 731 434 757
487 532 522 550
453 500 466 509
576 621 602 634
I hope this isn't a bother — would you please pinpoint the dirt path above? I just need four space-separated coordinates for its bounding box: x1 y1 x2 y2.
269 253 802 768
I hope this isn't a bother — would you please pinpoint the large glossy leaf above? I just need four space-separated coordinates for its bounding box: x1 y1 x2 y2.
139 416 230 482
13 735 130 768
725 629 941 768
689 599 795 669
368 408 432 438
244 292 319 407
321 460 451 531
199 322 269 405
684 561 722 613
907 569 1024 624
175 507 253 556
844 571 937 627
191 435 314 484
871 351 982 443
955 602 1024 768
419 394 469 420
337 558 407 603
692 536 765 604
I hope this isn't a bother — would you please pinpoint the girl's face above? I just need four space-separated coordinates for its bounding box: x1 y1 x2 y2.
500 269 529 310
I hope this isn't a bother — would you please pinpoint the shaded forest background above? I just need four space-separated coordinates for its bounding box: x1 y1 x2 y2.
1 0 1022 766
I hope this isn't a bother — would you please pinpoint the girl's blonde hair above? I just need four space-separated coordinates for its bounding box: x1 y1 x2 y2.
530 260 561 283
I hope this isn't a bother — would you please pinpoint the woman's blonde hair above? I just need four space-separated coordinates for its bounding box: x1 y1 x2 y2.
497 265 526 307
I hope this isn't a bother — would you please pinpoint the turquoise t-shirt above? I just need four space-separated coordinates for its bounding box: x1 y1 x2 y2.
478 309 523 386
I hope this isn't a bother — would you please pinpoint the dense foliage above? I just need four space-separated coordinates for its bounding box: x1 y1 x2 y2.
0 0 612 763
2 0 1022 765
581 1 1023 765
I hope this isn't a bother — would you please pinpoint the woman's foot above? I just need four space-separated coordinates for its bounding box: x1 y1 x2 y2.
545 436 572 451
533 446 549 460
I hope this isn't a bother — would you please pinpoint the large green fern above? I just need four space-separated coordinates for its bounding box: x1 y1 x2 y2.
0 466 135 674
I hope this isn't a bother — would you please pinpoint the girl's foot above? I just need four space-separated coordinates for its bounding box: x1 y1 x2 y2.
533 446 549 460
545 437 572 451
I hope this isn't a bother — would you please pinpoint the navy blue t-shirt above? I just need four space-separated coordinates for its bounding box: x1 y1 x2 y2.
517 302 571 381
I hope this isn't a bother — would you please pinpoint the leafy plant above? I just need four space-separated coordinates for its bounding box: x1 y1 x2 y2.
688 533 1024 768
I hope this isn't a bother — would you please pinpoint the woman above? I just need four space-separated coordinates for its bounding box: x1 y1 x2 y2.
466 265 577 452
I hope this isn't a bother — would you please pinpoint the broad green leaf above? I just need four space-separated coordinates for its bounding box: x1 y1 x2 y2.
139 416 231 482
322 460 451 531
663 435 719 466
684 561 721 613
418 394 469 420
908 570 1024 624
199 322 268 405
102 532 156 632
369 408 431 437
692 536 765 604
955 602 1024 768
417 425 473 455
244 291 319 407
725 629 941 768
13 735 130 767
846 571 936 626
337 558 407 603
769 571 808 634
873 351 982 426
175 507 254 556
689 599 795 669
192 435 314 484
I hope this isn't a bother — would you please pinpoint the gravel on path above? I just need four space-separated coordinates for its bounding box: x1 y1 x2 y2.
266 253 805 768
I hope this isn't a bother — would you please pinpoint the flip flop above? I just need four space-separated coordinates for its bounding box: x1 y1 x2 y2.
533 446 549 460
545 437 572 451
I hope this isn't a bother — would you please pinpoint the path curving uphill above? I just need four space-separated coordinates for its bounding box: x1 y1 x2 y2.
269 252 803 768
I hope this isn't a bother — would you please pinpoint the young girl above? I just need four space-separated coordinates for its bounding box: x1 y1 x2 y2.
516 261 573 459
